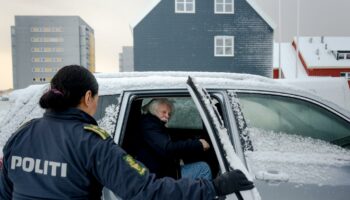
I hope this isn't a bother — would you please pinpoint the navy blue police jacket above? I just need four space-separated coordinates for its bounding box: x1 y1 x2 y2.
0 108 217 199
136 113 204 179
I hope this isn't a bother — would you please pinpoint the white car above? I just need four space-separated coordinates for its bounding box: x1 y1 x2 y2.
1 72 350 200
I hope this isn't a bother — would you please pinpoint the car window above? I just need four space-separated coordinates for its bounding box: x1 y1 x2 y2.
142 97 203 130
94 94 120 121
235 93 350 199
94 94 120 136
237 93 350 144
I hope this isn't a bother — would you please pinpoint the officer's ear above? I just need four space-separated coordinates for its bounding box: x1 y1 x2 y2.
84 90 94 106
78 90 95 116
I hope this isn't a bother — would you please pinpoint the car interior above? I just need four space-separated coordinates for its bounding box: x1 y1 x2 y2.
120 96 220 180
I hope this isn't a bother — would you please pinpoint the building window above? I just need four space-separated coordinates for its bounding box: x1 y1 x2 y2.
44 67 53 72
32 67 41 72
31 27 64 32
175 0 195 13
32 57 63 63
215 0 234 14
32 47 64 52
215 36 234 57
30 37 64 43
340 72 350 80
338 53 345 60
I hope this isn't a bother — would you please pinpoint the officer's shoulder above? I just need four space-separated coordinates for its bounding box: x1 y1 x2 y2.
4 119 37 149
83 124 110 140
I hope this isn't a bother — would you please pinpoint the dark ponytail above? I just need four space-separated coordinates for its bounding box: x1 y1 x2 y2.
39 65 98 111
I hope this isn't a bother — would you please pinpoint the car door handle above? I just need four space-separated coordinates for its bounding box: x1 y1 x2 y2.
255 170 289 184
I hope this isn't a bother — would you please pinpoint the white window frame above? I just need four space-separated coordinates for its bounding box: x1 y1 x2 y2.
346 53 350 60
215 0 234 14
338 53 345 60
175 0 195 13
214 36 234 57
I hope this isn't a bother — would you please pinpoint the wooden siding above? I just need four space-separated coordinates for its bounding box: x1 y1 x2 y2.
134 0 273 77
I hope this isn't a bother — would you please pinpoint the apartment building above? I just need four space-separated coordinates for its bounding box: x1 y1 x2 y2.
11 16 95 89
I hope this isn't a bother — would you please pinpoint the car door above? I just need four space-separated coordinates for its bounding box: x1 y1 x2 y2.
186 77 261 200
227 90 350 200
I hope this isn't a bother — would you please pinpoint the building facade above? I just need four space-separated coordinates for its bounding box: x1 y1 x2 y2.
11 16 95 89
294 37 350 84
119 46 134 72
133 0 275 77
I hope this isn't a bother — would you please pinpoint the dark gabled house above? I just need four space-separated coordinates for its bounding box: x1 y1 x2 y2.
132 0 275 77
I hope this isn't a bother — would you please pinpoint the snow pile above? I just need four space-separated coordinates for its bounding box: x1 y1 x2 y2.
246 128 350 185
0 85 47 148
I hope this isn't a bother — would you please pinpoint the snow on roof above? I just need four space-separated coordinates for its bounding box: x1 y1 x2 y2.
295 37 350 68
273 43 308 78
246 0 276 29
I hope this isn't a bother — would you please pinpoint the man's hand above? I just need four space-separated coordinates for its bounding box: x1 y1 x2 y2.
199 139 210 151
212 169 254 196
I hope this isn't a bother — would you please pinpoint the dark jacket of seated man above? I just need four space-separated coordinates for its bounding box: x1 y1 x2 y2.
136 113 205 179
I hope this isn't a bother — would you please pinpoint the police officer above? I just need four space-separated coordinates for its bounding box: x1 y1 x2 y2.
0 65 254 199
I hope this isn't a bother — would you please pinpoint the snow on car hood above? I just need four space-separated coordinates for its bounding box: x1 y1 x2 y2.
246 128 350 186
0 85 47 149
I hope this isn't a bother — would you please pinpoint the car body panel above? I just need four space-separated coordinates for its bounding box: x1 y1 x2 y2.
1 72 350 200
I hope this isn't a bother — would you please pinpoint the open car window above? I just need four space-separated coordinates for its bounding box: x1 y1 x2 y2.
142 97 203 130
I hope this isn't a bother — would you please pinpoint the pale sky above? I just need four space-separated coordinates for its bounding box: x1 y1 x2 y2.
1 0 349 90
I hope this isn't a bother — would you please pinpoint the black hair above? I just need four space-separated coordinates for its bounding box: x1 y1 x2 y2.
39 65 99 111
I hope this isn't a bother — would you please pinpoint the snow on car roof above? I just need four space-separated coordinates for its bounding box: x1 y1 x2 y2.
96 72 350 115
96 71 298 94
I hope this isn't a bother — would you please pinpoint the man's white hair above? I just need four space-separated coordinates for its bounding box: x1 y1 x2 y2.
142 98 174 116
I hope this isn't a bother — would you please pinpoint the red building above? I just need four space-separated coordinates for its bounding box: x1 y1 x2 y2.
274 37 350 87
292 37 350 87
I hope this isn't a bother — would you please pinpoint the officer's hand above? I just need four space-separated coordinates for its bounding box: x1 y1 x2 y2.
212 169 254 196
